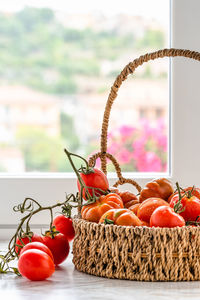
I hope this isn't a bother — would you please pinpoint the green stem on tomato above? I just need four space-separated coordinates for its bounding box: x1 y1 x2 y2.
1 149 100 275
68 152 90 171
174 182 185 214
64 148 94 202
0 193 80 274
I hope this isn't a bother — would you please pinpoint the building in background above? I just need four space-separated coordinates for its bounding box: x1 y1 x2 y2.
0 86 60 172
73 79 168 146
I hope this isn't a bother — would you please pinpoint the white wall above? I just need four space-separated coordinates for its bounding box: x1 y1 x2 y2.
171 0 200 185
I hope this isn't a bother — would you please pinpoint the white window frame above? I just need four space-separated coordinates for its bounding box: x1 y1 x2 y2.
1 0 200 237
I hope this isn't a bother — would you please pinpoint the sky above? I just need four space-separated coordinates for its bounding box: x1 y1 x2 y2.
0 0 169 25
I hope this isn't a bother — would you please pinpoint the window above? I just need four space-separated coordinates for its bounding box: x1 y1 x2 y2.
2 0 200 232
0 0 170 174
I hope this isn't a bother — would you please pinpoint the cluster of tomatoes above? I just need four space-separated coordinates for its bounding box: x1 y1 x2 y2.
16 215 75 281
16 167 200 280
78 167 200 228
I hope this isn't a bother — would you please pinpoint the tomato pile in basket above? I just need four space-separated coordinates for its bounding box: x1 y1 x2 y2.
79 167 200 228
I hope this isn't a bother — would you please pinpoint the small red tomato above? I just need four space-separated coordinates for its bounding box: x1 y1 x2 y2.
43 233 69 265
20 242 54 262
150 206 185 228
168 186 200 203
15 233 43 255
137 197 169 223
77 168 109 199
170 194 200 222
53 215 75 242
185 187 200 200
18 249 55 281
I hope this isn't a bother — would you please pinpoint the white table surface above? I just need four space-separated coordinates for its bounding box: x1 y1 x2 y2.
1 241 200 300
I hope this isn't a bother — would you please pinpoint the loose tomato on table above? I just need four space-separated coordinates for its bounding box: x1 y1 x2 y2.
139 178 174 203
81 193 123 223
77 168 109 200
43 233 70 266
15 233 43 255
20 242 54 261
137 197 169 223
18 249 55 281
170 192 200 222
118 191 139 208
99 208 142 226
150 206 185 228
53 215 75 241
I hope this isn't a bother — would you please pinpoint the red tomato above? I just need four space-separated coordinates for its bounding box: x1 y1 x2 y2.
18 249 55 281
168 186 200 203
185 187 200 200
170 194 200 221
15 233 43 255
137 197 169 223
77 168 109 199
20 242 54 262
150 206 185 228
43 233 69 265
53 215 75 242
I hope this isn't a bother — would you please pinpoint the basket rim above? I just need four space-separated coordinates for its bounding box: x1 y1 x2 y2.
73 216 200 233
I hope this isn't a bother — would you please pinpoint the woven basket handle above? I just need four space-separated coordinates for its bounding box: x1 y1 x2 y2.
88 152 141 192
100 48 200 174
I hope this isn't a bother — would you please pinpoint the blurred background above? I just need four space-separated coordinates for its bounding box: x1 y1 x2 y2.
0 0 169 173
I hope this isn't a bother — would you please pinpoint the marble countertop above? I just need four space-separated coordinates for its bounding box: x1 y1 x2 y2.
1 241 200 300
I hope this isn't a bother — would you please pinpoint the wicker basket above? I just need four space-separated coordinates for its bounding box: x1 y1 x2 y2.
72 48 200 281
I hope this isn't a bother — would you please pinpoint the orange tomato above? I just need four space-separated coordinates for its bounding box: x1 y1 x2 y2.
99 208 142 226
128 203 140 215
119 191 139 208
81 193 123 223
137 197 169 223
139 178 174 203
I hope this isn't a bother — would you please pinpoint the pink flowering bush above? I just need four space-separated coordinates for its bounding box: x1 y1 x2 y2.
105 118 167 172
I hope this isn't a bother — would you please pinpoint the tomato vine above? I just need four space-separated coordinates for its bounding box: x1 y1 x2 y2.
0 148 103 275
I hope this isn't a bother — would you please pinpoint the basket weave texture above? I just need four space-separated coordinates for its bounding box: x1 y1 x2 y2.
72 48 200 281
73 218 200 281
